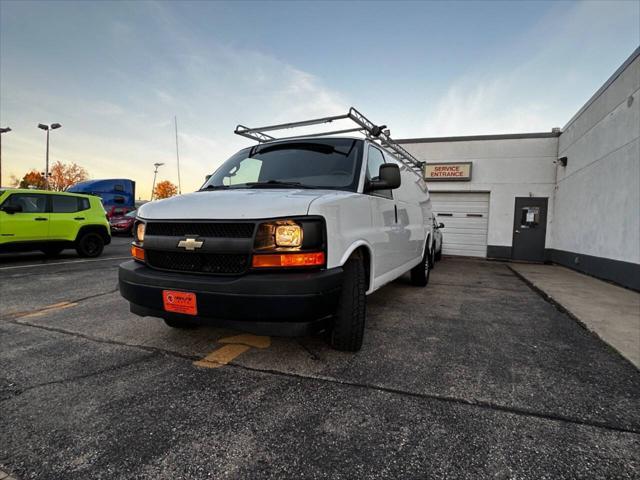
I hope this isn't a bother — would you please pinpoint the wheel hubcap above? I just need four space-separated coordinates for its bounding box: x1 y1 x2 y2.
86 238 98 254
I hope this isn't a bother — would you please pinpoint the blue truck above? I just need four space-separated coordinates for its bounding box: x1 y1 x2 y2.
68 179 137 218
68 179 136 208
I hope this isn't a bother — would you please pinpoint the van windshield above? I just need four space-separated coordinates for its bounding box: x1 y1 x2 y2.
202 139 363 191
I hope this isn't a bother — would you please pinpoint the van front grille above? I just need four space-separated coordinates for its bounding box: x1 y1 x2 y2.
145 250 249 275
145 222 255 238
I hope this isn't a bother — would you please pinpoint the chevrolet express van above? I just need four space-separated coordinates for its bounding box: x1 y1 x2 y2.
119 111 433 351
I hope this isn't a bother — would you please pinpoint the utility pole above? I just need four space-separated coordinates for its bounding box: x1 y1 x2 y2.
0 127 11 187
38 123 62 189
174 116 182 194
151 162 164 200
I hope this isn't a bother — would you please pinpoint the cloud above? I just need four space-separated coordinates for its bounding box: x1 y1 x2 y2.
0 3 350 198
421 0 639 137
423 76 553 136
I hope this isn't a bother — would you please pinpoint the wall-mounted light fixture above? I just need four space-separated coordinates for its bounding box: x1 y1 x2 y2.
558 156 568 167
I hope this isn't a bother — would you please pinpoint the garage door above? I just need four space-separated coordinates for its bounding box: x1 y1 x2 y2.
430 192 489 258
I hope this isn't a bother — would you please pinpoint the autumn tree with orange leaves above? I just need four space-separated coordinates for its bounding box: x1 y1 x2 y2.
12 162 88 191
15 170 47 189
48 161 89 191
153 180 178 200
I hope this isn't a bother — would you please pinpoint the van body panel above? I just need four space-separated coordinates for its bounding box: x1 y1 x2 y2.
138 189 330 220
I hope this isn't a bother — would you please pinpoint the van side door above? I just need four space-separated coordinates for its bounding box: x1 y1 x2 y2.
387 158 425 265
365 145 402 276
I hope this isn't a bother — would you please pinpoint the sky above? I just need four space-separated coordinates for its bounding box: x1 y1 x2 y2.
1 0 639 199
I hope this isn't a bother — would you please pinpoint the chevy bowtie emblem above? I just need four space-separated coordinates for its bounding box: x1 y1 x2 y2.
178 237 204 251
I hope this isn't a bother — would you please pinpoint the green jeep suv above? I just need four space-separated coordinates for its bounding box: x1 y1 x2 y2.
0 189 111 257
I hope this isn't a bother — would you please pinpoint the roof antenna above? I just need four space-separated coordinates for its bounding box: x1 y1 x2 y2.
174 115 182 194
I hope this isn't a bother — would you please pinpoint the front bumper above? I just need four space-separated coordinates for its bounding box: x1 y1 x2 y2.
118 261 343 336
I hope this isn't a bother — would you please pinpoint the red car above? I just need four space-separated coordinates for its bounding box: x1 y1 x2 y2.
105 205 136 220
109 210 136 235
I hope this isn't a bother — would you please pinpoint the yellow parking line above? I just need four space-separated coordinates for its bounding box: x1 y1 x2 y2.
194 344 251 369
193 334 271 369
20 301 78 318
218 334 271 349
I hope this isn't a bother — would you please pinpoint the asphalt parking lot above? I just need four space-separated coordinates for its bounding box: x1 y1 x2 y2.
1 237 639 479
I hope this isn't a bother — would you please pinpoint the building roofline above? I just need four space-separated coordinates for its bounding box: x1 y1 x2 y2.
563 46 640 130
396 131 560 144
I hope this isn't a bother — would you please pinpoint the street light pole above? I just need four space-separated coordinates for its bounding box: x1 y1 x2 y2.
45 129 50 186
0 127 11 187
38 123 62 190
151 162 164 200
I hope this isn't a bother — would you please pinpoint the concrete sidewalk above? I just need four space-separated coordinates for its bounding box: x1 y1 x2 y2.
511 263 640 368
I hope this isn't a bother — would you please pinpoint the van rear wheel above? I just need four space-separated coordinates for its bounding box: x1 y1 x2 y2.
410 244 431 286
328 256 366 352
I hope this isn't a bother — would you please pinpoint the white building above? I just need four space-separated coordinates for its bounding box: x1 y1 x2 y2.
399 47 639 291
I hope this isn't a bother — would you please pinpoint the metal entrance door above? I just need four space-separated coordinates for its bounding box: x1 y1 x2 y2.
512 197 548 262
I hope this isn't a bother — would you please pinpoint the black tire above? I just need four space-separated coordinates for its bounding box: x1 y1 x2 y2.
328 255 366 352
41 246 64 257
428 243 436 269
75 232 105 258
410 243 431 287
164 318 199 329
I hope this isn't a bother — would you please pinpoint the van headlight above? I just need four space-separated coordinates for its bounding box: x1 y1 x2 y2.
254 218 323 251
252 217 326 269
275 224 302 247
135 222 146 243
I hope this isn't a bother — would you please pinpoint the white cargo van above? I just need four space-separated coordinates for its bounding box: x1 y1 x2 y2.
119 108 433 351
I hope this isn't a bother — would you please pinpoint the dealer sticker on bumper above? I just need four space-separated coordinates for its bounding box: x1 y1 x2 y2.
163 290 197 316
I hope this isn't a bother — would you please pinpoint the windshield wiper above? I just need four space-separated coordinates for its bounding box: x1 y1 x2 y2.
244 180 313 189
199 185 230 191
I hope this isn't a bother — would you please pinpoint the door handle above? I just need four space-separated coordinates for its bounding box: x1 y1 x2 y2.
74 217 85 220
34 217 48 221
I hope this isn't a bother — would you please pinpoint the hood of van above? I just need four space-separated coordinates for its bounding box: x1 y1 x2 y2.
137 189 333 220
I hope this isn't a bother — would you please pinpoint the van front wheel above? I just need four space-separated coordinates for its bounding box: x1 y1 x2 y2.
328 256 366 352
410 244 431 287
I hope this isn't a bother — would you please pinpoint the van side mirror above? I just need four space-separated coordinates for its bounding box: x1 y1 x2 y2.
1 204 22 214
438 222 445 229
367 164 401 191
205 174 212 182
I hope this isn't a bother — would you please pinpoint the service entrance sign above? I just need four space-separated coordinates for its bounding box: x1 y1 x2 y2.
424 162 472 181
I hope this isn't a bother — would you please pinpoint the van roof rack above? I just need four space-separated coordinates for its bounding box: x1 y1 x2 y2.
234 107 425 173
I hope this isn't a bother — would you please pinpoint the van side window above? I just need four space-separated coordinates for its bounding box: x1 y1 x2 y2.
4 193 47 213
52 195 80 213
366 146 392 199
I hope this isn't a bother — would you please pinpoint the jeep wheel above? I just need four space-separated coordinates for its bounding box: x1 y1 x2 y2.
164 318 199 329
75 232 104 258
410 243 431 286
328 256 366 352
